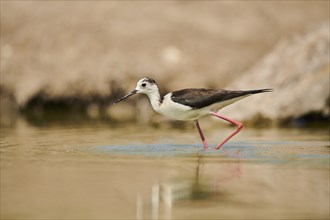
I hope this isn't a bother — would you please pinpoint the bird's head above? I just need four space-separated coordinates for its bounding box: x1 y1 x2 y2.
113 77 158 104
135 77 158 95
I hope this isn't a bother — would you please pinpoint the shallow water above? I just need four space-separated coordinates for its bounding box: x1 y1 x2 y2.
1 119 329 219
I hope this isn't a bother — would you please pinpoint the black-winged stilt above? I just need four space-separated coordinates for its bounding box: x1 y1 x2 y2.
113 77 272 150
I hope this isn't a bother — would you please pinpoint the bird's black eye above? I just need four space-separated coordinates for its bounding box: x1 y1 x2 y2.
141 83 147 87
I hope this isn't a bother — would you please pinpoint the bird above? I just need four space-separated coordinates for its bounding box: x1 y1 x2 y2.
113 77 272 150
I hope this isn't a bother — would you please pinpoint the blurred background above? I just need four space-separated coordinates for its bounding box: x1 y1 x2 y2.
1 2 330 220
1 1 329 127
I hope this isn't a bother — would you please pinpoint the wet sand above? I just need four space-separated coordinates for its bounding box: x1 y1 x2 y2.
1 120 329 219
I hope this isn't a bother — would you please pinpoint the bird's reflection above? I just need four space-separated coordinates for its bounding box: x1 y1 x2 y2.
136 152 242 219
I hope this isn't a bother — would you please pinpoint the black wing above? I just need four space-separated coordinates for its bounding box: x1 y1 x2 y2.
171 88 272 109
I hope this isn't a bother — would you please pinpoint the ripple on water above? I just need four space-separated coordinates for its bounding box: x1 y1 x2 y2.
92 140 329 164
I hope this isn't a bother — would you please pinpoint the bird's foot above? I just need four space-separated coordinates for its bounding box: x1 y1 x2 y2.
202 141 208 150
215 123 243 150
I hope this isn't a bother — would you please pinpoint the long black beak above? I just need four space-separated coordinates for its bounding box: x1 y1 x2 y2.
113 89 137 105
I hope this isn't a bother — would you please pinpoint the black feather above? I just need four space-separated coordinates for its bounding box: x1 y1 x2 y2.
171 88 272 109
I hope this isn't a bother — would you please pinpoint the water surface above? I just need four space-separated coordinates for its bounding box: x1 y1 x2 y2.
1 119 329 219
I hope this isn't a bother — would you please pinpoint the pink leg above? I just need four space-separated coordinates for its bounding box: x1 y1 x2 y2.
210 112 244 150
195 120 208 150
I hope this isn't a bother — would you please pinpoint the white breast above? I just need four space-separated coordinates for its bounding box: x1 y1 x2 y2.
156 93 250 121
157 94 206 121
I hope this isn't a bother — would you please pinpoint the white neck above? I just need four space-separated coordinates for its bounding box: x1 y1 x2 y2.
146 89 162 112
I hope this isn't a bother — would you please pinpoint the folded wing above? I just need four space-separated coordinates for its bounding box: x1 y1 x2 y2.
171 88 272 109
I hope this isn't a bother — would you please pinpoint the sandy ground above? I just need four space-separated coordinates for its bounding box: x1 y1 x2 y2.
1 1 329 125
